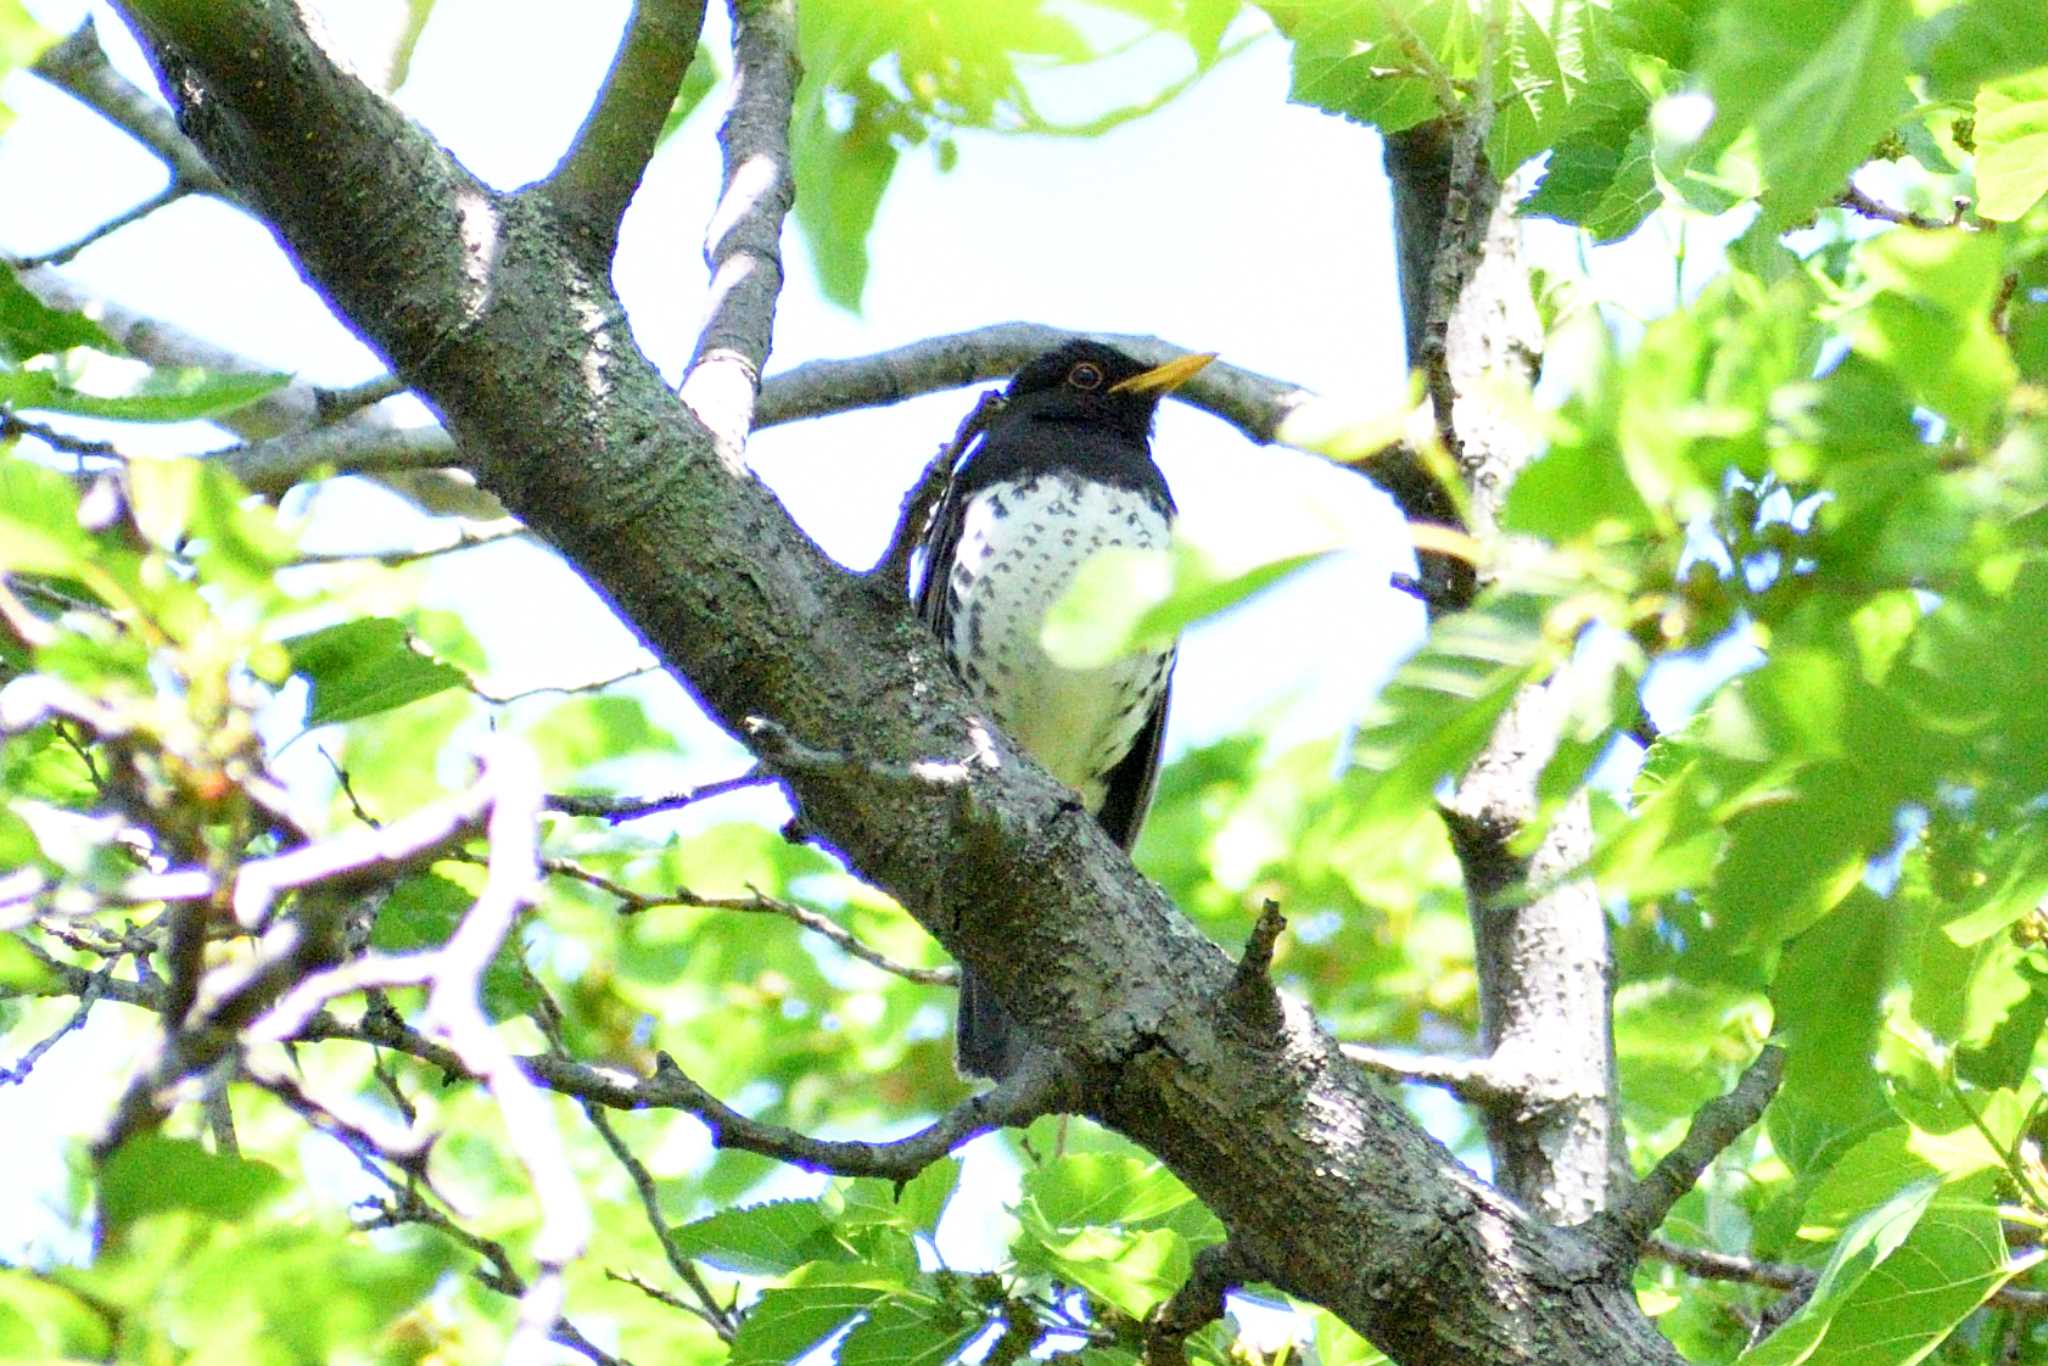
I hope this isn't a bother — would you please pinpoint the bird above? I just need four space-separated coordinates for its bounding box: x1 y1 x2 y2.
913 339 1214 1079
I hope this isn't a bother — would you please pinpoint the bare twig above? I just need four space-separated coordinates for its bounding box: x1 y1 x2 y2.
544 0 710 252
300 1004 1071 1178
288 525 529 569
757 324 1310 445
0 410 121 459
679 0 799 453
469 664 659 706
16 184 189 269
537 853 957 987
30 18 230 198
0 959 112 1083
582 1102 738 1340
867 389 1004 595
1838 185 1952 232
546 767 771 822
413 741 589 1364
1607 1045 1784 1251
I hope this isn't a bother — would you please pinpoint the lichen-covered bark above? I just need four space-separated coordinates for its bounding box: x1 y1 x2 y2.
111 1 1674 1356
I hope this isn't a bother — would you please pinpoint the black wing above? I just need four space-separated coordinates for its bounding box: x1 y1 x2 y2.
1092 659 1173 851
912 429 986 645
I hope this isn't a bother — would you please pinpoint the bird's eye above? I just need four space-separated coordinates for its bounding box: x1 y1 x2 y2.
1067 361 1105 390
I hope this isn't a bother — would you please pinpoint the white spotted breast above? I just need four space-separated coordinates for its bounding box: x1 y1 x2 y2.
941 472 1174 811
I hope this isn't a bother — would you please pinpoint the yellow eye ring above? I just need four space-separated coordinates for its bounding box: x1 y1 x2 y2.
1068 361 1105 390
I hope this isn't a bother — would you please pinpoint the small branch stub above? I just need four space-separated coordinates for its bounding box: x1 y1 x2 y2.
1222 901 1286 1032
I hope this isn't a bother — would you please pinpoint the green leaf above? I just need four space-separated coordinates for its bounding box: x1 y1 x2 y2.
1767 892 1899 1174
1849 227 2016 440
730 1265 898 1366
0 263 115 362
0 932 55 992
0 1271 113 1359
1917 0 2048 99
174 1226 457 1362
839 1158 961 1237
1023 1153 1198 1230
1697 0 1912 230
0 455 91 577
1346 587 1561 834
285 617 468 726
98 1137 286 1231
1282 1 1461 137
0 364 289 422
1041 540 1325 670
789 103 899 312
670 1199 844 1277
1974 67 2048 222
1739 1176 1941 1364
1026 1224 1190 1318
370 872 536 1021
835 1288 982 1366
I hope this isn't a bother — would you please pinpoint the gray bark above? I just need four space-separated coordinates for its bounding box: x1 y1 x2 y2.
1382 125 1626 1221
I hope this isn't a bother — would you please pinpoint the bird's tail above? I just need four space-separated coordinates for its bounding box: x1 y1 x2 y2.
955 968 1030 1080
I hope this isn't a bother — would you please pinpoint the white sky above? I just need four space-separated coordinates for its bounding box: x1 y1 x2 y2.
0 0 1743 1354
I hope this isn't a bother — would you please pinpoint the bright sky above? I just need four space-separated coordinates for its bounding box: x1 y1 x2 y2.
0 0 1741 1353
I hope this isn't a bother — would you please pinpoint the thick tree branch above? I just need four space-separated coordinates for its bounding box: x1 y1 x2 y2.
542 0 709 254
679 0 797 453
103 0 1683 1355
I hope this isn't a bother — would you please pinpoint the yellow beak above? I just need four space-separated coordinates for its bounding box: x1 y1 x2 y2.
1107 351 1218 396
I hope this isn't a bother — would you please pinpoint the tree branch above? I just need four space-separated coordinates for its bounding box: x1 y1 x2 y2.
102 0 1684 1353
543 0 709 254
534 851 959 987
679 0 798 453
31 18 229 199
756 323 1314 444
1341 1042 1514 1108
546 767 771 822
1607 1045 1784 1253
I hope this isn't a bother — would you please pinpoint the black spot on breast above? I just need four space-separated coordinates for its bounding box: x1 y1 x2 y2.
988 494 1009 517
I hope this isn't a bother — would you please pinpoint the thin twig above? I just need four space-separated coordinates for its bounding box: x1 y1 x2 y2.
16 184 189 269
538 853 957 987
1837 185 1951 232
546 767 771 823
582 1102 738 1340
312 374 409 424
